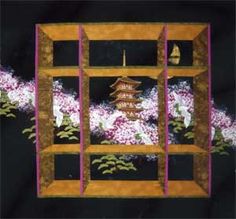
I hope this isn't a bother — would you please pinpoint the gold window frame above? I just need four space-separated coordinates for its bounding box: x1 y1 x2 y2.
36 23 211 198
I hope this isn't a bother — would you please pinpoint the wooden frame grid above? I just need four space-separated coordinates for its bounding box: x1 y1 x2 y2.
35 23 211 198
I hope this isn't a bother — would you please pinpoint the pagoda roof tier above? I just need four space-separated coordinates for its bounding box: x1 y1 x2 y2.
110 77 141 89
111 98 142 104
127 115 140 121
117 107 143 112
110 89 142 97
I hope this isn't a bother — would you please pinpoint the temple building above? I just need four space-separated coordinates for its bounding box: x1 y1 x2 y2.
110 50 143 120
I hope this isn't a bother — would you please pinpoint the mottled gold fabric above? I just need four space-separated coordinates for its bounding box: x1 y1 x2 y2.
82 23 164 40
38 27 53 67
194 154 209 192
193 27 208 66
83 154 91 190
38 27 54 194
36 23 210 197
40 154 54 191
157 27 165 66
38 75 53 150
81 72 90 148
158 154 165 189
81 28 90 68
80 71 90 191
157 72 167 190
193 71 209 150
157 72 166 149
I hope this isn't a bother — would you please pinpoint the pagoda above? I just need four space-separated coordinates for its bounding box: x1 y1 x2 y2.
110 50 143 120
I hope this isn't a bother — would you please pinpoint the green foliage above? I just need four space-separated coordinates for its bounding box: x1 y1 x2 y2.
174 103 181 115
91 159 102 164
99 122 103 130
211 128 231 155
102 169 113 174
22 116 36 143
135 133 142 140
169 118 231 156
184 131 194 139
22 114 80 144
28 133 36 139
100 140 113 145
0 91 17 118
169 118 194 141
116 160 127 165
98 163 109 170
55 115 80 141
169 118 186 133
92 153 137 175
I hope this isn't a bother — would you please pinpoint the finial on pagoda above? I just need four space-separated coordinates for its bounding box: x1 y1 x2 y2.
123 49 126 67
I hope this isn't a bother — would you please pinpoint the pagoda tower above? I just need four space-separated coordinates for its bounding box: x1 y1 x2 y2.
110 50 143 120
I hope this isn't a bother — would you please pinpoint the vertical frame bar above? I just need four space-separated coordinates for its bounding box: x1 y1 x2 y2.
193 26 209 193
164 25 169 196
79 25 91 195
157 25 165 66
193 27 208 66
37 26 54 196
208 24 212 196
35 24 40 196
193 70 209 192
79 25 84 195
157 25 168 195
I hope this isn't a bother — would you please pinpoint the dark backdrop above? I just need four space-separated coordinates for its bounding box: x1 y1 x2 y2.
1 1 235 218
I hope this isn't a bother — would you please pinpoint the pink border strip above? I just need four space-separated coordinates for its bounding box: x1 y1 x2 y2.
35 24 40 196
79 25 84 195
208 24 212 196
164 25 169 196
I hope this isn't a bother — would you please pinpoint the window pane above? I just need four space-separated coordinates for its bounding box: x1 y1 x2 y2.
89 40 157 66
168 155 193 180
53 41 78 66
55 155 80 180
89 77 158 145
90 154 158 180
53 77 80 144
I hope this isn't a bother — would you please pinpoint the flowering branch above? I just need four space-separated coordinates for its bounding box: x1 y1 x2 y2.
0 67 235 153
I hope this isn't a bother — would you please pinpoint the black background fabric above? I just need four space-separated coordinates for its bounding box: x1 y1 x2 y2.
1 1 235 218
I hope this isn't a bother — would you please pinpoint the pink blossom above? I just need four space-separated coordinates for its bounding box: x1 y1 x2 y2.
53 81 80 115
138 87 158 121
0 69 19 91
0 68 235 147
7 81 35 110
168 81 194 119
211 107 232 129
104 118 158 145
221 121 236 146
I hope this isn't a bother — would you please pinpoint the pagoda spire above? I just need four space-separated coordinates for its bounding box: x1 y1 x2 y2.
123 49 126 67
109 49 143 120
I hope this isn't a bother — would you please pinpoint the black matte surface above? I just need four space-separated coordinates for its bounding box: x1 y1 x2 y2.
90 40 157 66
168 155 193 180
1 1 235 218
53 41 79 66
55 155 80 180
